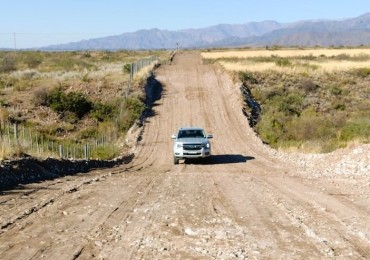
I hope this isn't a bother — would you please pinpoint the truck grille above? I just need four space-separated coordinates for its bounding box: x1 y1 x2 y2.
183 144 203 150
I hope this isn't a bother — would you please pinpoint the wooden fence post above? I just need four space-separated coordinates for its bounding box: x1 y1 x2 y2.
14 123 18 143
59 145 63 158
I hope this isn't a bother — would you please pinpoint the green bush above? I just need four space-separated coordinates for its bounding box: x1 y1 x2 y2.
46 87 92 119
256 112 285 145
123 63 131 73
91 102 116 122
76 126 99 140
339 119 370 142
90 145 120 160
239 71 258 84
280 92 304 116
117 97 146 132
275 58 292 67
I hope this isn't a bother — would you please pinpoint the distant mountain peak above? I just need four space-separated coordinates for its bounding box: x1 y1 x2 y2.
37 13 370 51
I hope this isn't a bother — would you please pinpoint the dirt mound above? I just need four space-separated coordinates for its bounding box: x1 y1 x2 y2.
0 154 133 190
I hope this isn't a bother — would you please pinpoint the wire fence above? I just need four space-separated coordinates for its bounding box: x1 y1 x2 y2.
1 56 161 160
0 122 111 159
129 56 159 82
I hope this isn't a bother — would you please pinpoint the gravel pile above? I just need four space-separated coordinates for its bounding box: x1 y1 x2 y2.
274 144 370 178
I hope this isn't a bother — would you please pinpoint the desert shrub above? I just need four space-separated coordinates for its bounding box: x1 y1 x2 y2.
331 100 346 111
285 108 318 141
278 92 304 116
275 58 292 67
37 123 75 137
330 85 343 95
64 92 92 118
123 63 131 73
268 87 284 99
256 112 286 145
299 80 318 93
97 121 118 141
13 79 30 91
82 73 91 83
298 54 316 61
0 99 9 107
239 71 258 84
77 127 99 140
339 118 370 142
251 88 267 101
0 54 17 73
91 101 116 122
46 87 65 112
352 67 370 78
333 53 351 60
0 74 17 89
46 87 92 119
25 54 42 69
117 97 146 132
90 145 119 160
33 87 49 106
82 52 92 58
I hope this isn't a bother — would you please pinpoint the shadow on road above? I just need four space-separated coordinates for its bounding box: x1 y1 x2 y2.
185 154 255 165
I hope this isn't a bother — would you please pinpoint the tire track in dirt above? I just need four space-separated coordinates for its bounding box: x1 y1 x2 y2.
252 174 370 257
0 51 369 259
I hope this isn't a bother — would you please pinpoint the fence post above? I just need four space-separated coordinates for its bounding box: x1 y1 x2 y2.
22 126 25 146
30 131 33 149
84 144 88 159
59 145 63 158
14 123 18 143
130 63 134 82
36 134 39 153
7 125 11 144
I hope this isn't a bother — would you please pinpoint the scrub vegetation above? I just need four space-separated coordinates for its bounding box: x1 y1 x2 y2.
0 50 168 159
203 47 370 152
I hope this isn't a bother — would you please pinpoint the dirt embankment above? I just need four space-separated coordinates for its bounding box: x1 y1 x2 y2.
0 155 134 190
0 52 369 259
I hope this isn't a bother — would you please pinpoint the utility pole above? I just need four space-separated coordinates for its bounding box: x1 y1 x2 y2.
13 32 17 51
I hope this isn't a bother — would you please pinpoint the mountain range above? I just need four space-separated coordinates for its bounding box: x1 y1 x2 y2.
42 12 370 50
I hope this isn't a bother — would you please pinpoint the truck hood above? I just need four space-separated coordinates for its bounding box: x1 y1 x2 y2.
176 138 208 144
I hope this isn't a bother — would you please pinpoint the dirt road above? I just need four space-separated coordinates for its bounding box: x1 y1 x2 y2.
1 52 370 259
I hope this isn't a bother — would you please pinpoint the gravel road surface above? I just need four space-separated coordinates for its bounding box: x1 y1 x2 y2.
0 52 369 259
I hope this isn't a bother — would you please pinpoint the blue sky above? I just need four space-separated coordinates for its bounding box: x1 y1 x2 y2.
1 0 369 48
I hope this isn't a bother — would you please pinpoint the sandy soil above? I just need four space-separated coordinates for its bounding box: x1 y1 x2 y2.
0 52 369 259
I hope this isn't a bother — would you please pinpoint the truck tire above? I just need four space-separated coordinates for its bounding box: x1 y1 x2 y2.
174 157 179 165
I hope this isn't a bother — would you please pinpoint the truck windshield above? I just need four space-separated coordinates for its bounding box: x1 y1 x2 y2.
178 130 205 138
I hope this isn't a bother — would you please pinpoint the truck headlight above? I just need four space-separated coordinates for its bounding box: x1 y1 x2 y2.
176 143 183 148
205 143 210 149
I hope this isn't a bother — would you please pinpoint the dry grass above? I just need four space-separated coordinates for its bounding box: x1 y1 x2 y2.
202 48 370 59
202 48 370 73
0 141 9 160
219 60 370 73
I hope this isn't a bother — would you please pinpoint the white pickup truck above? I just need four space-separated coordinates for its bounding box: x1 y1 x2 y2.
171 127 213 164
